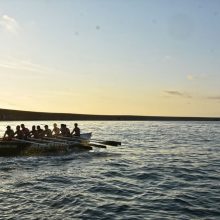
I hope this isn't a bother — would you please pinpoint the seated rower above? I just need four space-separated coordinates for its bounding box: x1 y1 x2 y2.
60 124 71 137
36 125 44 138
71 123 80 137
29 125 38 138
52 123 60 136
14 125 23 139
44 125 52 137
21 124 30 139
3 126 14 141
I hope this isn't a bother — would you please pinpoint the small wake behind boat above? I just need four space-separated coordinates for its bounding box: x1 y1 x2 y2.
0 133 93 157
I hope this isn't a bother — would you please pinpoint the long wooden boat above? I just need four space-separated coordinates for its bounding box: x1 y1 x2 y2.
0 133 93 157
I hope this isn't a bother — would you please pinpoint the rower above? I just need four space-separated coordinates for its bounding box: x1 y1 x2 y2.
71 123 80 137
30 125 38 138
60 124 71 137
44 125 52 137
52 123 60 136
36 125 44 138
14 125 23 139
21 124 30 139
3 126 14 141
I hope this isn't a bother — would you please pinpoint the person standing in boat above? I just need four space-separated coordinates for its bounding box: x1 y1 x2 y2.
14 125 23 139
71 123 80 137
44 125 52 137
52 123 60 136
3 126 14 141
21 124 30 139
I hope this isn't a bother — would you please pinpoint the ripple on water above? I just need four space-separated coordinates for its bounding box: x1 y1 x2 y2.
0 121 220 219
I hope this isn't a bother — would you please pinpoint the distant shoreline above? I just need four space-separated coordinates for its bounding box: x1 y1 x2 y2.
0 108 220 121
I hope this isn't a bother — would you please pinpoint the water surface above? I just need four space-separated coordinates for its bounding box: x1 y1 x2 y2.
0 121 220 219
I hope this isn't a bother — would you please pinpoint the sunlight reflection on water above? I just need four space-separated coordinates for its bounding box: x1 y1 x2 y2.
0 121 220 219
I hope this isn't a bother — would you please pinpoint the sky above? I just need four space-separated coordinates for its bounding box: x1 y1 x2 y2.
0 0 220 117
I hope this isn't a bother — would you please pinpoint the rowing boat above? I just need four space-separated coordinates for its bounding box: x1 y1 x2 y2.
0 133 93 157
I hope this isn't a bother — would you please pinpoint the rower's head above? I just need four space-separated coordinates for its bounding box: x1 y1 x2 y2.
53 123 57 127
6 125 11 130
16 125 20 130
32 125 36 130
21 124 25 128
37 125 41 130
74 123 78 127
44 125 49 130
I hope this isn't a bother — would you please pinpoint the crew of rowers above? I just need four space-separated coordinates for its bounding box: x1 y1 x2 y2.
2 123 80 141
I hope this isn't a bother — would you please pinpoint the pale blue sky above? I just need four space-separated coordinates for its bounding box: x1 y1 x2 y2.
0 0 220 116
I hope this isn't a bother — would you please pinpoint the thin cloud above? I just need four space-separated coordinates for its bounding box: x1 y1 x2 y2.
163 55 172 61
0 57 76 79
164 90 192 98
165 90 183 96
0 60 47 74
207 96 220 100
187 74 194 81
187 74 208 81
0 58 57 75
0 14 20 34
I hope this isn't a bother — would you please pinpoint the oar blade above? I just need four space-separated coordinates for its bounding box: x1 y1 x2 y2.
90 143 107 148
100 141 121 146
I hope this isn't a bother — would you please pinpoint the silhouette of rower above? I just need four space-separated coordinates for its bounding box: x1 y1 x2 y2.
3 126 14 140
30 125 38 138
71 123 80 137
60 124 71 137
14 125 23 139
52 123 60 136
21 124 30 139
36 125 44 138
44 125 52 137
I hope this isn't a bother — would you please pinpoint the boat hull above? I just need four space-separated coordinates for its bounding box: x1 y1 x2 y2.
0 141 92 157
0 133 93 156
0 141 31 156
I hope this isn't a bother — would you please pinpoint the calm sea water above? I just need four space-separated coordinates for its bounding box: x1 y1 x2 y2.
0 121 220 219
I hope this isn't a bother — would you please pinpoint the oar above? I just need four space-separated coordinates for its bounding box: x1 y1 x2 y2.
13 138 48 147
66 135 121 146
55 136 86 142
43 137 78 145
28 137 68 147
89 143 106 148
46 136 106 149
92 139 121 146
44 137 94 150
67 135 121 146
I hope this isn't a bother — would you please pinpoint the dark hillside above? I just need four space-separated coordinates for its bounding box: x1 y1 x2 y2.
0 108 219 121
